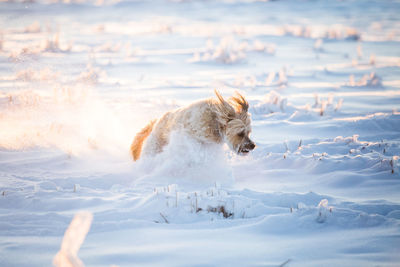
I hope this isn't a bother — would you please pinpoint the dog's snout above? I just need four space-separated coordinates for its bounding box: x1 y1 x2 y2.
249 142 256 150
244 140 255 151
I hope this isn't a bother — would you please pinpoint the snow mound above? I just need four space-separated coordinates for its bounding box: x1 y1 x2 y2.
189 37 247 64
189 37 275 64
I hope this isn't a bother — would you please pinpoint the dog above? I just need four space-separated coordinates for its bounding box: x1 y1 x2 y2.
130 90 255 161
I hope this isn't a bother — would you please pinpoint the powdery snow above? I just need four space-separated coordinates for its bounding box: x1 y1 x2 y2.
0 0 400 267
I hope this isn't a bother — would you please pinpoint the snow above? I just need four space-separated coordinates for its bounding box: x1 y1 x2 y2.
1 0 400 266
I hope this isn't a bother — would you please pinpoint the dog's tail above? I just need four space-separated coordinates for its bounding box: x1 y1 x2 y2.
130 120 156 161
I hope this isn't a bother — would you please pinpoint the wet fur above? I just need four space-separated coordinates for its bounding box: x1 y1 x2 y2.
130 91 255 161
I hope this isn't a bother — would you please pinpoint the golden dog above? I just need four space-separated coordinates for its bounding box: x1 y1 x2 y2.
130 90 255 161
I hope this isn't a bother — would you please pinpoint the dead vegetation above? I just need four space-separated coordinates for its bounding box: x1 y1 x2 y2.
206 205 233 218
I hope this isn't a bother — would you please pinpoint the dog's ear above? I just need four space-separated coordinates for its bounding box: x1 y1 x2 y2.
229 91 249 119
214 90 236 122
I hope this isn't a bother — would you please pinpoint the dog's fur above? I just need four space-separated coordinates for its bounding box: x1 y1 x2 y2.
130 90 255 161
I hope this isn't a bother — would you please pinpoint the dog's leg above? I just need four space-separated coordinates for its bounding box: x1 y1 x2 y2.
130 120 156 161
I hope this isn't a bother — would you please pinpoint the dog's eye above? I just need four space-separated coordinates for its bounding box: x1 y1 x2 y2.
238 131 245 138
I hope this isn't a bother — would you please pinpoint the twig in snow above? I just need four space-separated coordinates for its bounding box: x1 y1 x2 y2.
195 192 198 212
159 212 169 224
390 158 395 174
279 259 292 267
335 99 343 112
284 141 289 152
320 100 327 116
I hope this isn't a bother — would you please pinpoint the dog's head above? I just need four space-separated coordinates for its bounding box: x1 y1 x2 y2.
215 90 255 155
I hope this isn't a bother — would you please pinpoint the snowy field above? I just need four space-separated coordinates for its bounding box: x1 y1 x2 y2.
1 0 400 266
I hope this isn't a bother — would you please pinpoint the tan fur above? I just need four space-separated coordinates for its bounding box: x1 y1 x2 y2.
130 120 156 161
130 90 255 161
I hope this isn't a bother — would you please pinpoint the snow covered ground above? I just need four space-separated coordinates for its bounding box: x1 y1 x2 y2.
1 0 400 266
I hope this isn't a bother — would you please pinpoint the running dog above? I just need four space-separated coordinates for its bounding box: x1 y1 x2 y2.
130 90 255 161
